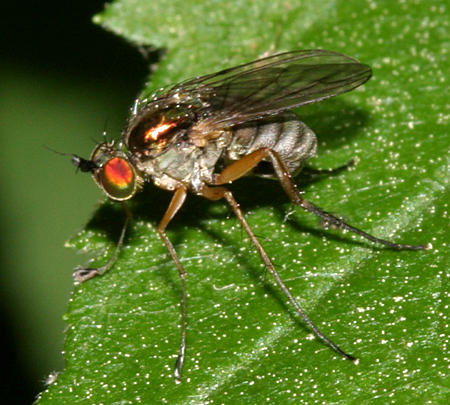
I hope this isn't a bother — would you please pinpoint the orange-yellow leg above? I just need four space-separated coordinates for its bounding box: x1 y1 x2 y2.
201 183 357 362
214 148 427 251
156 187 188 383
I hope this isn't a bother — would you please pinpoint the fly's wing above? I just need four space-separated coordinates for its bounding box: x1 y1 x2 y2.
173 50 372 130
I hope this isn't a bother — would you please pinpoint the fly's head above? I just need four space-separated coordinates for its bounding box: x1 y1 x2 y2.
72 141 141 201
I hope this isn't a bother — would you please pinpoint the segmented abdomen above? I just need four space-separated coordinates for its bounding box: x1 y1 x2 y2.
226 116 317 176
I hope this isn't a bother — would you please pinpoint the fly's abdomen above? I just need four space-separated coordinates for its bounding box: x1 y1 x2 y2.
226 116 317 176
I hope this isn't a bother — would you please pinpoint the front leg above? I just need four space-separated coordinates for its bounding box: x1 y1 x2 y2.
156 187 188 383
73 202 132 283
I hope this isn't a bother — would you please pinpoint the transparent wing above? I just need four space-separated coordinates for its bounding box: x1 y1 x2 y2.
172 49 372 128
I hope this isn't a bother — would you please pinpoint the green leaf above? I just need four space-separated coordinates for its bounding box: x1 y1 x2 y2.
37 0 448 403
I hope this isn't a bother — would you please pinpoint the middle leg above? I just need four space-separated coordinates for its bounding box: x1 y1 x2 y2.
201 184 357 362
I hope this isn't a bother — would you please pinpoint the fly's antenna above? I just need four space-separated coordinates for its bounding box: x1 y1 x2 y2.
43 145 97 173
43 144 74 157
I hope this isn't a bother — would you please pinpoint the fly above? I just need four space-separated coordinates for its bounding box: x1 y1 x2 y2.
68 50 428 382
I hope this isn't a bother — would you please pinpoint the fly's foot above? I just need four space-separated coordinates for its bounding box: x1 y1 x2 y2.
73 266 100 283
174 351 184 384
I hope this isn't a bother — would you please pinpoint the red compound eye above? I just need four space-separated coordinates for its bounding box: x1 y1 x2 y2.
99 157 136 200
104 158 133 188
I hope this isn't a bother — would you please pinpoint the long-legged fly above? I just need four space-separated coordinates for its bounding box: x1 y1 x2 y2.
68 50 428 381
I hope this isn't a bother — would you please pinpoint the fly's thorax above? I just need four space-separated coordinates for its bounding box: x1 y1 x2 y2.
129 131 231 193
226 116 317 176
124 111 194 155
189 130 232 193
131 141 198 191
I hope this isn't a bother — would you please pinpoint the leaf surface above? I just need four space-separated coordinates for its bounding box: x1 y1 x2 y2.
37 0 448 403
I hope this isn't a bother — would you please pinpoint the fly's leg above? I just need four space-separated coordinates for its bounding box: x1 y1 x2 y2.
201 184 357 362
209 148 428 360
216 148 428 250
156 187 188 383
302 159 355 176
73 203 132 283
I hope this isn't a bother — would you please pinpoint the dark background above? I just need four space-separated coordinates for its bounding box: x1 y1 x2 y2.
1 2 149 403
